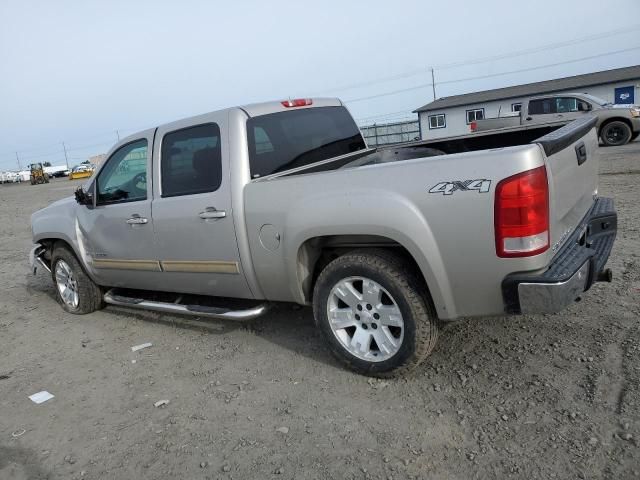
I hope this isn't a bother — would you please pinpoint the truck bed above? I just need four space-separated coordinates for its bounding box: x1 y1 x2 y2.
245 116 599 319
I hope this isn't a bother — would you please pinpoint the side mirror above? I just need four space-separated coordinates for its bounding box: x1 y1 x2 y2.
579 102 592 112
74 186 94 206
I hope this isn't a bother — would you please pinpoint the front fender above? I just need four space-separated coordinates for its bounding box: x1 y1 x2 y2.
31 201 98 283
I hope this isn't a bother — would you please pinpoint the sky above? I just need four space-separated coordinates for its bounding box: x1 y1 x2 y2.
1 0 639 170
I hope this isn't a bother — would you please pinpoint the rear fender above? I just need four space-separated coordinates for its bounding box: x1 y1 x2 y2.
289 190 456 319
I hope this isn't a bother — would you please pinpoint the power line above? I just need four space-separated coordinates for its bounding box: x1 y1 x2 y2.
436 45 640 87
433 24 640 70
344 45 640 103
318 24 640 95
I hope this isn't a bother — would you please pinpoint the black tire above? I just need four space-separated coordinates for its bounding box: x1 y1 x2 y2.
600 121 632 146
312 250 439 377
51 245 104 314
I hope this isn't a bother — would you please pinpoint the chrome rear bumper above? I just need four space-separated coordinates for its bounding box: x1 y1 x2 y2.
503 197 616 315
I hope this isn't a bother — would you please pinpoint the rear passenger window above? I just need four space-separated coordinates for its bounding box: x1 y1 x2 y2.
161 124 222 198
528 99 556 115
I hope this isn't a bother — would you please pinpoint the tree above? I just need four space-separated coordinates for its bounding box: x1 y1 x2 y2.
43 161 52 167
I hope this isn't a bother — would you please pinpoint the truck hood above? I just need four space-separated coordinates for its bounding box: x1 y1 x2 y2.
602 103 639 110
39 195 76 212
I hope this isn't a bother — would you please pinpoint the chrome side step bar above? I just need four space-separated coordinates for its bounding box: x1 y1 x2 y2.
103 290 270 321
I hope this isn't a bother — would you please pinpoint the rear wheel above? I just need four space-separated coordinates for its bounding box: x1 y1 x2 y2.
313 250 438 377
600 121 632 146
51 246 104 314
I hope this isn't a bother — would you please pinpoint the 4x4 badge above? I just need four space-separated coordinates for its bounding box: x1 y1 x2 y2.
428 179 491 196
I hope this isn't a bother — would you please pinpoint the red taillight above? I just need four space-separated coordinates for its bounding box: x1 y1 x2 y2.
470 121 477 132
281 98 313 108
495 166 549 258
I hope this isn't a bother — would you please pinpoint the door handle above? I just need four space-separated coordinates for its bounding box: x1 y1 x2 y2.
126 215 148 225
199 207 226 220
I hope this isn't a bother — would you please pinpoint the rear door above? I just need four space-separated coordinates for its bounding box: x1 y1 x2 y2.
553 97 586 123
526 98 557 124
150 112 252 298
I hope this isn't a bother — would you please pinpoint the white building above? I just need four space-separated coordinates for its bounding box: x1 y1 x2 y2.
415 65 640 140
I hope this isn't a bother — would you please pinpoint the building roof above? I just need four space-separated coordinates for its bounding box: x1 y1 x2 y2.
414 65 640 113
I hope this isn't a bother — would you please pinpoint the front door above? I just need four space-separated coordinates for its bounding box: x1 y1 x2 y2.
553 97 586 122
150 116 252 298
77 131 160 289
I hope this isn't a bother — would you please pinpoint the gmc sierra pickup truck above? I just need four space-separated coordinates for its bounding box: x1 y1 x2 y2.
30 98 617 376
470 92 640 146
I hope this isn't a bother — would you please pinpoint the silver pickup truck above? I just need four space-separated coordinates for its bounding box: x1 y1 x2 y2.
30 98 617 376
470 92 640 146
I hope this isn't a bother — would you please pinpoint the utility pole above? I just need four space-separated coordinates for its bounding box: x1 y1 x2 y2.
431 68 437 101
116 130 120 141
15 151 21 170
62 142 69 169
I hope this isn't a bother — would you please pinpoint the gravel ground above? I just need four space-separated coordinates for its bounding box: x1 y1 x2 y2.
1 142 638 480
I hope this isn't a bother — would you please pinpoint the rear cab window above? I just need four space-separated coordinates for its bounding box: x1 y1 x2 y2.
246 106 366 178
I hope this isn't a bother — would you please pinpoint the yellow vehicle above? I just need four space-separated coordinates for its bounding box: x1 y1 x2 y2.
69 164 95 180
29 163 50 185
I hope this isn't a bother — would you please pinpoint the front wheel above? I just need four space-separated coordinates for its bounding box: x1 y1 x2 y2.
600 121 632 146
51 246 104 314
312 250 438 377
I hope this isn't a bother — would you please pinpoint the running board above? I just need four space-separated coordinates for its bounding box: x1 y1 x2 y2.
103 290 270 321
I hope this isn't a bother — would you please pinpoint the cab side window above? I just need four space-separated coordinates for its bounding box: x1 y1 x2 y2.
528 99 556 115
555 97 578 113
96 139 148 205
161 123 222 197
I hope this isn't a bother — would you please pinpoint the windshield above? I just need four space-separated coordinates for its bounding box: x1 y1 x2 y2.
246 106 366 178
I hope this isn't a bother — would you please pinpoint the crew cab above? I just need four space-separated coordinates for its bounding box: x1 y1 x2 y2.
29 98 617 376
470 92 640 146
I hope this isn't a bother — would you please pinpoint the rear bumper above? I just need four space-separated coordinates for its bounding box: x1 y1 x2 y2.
502 197 617 314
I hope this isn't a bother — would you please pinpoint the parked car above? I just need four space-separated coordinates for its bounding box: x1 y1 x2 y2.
44 165 71 178
29 98 616 376
1 171 22 183
470 93 640 146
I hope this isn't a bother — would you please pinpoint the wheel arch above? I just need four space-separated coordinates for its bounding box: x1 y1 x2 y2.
295 233 453 320
35 235 100 285
598 117 633 136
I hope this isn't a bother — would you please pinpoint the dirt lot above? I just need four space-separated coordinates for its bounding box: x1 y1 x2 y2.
1 143 639 480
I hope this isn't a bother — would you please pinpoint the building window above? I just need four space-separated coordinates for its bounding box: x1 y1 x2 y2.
511 103 522 112
466 108 485 124
428 114 446 129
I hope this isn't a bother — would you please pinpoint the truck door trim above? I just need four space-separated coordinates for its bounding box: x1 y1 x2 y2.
91 259 239 274
92 259 162 271
160 260 239 274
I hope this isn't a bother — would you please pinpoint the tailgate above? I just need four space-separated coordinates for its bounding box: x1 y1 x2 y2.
534 116 599 252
